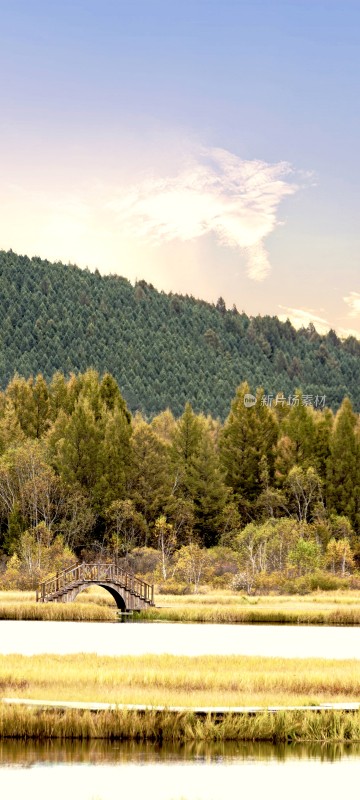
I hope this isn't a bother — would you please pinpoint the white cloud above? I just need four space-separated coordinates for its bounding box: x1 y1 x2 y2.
107 147 298 281
338 326 360 339
278 305 360 340
278 306 331 335
343 292 360 318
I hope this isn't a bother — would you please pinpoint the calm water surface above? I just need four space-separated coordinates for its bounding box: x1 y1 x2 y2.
1 620 360 658
1 741 359 800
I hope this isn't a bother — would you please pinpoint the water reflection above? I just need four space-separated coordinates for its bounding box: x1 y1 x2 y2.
1 739 360 765
2 620 360 658
2 740 360 800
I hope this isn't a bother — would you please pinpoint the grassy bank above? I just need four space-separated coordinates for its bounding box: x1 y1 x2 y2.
0 589 116 621
138 590 360 626
2 588 360 625
1 653 360 707
0 602 116 621
2 704 360 742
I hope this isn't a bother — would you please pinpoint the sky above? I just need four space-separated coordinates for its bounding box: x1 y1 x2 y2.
0 0 360 337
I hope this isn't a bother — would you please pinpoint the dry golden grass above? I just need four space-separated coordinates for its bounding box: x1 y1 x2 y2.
157 590 360 607
0 587 116 620
139 589 360 625
2 703 360 742
2 587 360 624
1 652 360 708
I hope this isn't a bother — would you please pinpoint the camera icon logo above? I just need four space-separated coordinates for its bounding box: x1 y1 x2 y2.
244 393 256 408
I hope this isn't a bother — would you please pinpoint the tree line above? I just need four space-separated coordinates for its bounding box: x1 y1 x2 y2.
0 370 359 592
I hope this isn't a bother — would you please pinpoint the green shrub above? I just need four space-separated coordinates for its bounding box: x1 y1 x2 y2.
282 576 312 595
309 571 350 592
209 573 234 589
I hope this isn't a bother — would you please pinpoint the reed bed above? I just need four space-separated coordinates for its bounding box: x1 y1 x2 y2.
0 588 117 620
1 704 360 742
157 590 360 607
139 604 360 626
1 653 360 708
138 589 360 625
2 588 360 624
0 602 116 621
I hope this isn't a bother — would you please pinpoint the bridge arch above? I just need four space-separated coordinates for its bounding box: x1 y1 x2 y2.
72 582 127 611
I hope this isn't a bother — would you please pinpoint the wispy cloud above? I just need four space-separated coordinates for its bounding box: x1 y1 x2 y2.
278 305 331 334
343 292 360 317
108 147 298 281
279 304 360 340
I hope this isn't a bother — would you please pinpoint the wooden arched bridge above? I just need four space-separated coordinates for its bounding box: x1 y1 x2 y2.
36 562 154 611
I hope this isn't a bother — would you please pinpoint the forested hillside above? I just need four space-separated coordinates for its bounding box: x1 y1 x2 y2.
1 250 360 418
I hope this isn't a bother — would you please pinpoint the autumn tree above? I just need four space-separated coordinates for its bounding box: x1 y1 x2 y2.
0 441 66 553
105 499 148 557
155 515 176 580
286 466 323 522
325 538 355 576
174 543 210 593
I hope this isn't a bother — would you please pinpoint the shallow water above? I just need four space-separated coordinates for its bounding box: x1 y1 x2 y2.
1 741 360 800
1 619 360 658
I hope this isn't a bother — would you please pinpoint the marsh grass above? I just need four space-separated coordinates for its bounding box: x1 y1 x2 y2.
139 606 360 625
2 650 360 742
2 588 360 624
0 602 117 621
1 704 360 742
139 590 360 626
1 653 360 708
157 590 360 606
0 588 117 620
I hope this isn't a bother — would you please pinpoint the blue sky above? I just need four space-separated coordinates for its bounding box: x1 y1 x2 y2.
1 0 360 335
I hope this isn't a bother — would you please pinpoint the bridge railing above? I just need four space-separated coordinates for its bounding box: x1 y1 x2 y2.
36 562 154 604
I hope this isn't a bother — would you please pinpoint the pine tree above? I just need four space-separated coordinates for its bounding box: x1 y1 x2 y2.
326 398 360 527
220 382 278 504
128 420 172 523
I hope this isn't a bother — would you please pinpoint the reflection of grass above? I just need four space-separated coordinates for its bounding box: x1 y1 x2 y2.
0 739 356 763
1 653 360 707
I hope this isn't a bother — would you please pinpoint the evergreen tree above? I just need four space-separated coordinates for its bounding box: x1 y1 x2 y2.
128 420 172 523
220 382 278 504
326 398 360 527
170 404 228 545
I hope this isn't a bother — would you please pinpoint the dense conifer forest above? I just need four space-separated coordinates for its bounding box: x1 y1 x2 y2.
1 249 360 419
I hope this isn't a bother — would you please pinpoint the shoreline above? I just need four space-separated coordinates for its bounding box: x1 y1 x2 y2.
4 697 360 714
3 604 360 626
